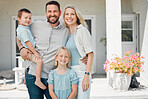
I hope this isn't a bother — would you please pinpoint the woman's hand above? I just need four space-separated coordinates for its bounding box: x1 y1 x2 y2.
82 75 89 92
20 48 32 61
80 56 88 65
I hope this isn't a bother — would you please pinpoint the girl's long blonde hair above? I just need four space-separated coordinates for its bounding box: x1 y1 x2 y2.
63 5 88 28
54 46 71 68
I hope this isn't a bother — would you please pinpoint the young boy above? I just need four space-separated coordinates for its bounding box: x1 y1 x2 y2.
17 8 46 90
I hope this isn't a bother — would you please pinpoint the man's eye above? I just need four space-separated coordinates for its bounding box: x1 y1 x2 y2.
65 13 69 15
54 10 58 13
48 11 51 13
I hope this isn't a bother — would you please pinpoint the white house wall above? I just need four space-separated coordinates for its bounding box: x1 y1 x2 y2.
131 0 148 83
0 0 133 74
131 0 148 52
121 0 133 14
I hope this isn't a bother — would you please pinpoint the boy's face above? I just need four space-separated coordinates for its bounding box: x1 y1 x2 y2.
18 12 32 26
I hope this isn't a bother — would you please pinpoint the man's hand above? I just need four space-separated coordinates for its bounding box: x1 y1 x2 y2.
80 56 88 65
34 52 41 60
20 48 32 61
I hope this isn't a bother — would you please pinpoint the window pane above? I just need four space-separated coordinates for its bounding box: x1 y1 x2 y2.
85 20 91 35
122 30 133 41
122 21 132 29
15 20 20 55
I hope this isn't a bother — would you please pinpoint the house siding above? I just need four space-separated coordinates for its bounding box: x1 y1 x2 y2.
0 0 135 74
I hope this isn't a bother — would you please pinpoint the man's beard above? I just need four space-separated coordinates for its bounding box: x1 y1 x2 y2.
47 16 59 24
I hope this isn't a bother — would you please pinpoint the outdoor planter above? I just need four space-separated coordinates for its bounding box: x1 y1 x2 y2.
104 51 144 91
113 73 131 91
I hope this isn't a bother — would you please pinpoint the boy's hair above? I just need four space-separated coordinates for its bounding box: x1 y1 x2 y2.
17 8 31 18
45 1 60 11
55 46 71 68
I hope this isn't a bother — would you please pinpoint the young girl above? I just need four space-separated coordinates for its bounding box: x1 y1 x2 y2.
47 47 78 99
63 5 94 99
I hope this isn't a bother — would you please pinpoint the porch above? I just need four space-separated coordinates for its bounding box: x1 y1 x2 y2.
0 74 148 99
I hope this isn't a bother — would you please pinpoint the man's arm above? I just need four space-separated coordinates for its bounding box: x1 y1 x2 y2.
16 37 31 60
25 41 41 59
16 37 23 50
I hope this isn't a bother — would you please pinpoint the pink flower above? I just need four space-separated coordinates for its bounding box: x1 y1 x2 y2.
135 67 139 71
103 64 110 72
103 50 144 75
123 56 128 60
105 60 110 64
125 63 130 68
129 63 134 66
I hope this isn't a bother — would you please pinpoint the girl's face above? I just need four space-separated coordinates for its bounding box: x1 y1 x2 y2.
56 49 70 66
64 8 77 26
18 12 32 26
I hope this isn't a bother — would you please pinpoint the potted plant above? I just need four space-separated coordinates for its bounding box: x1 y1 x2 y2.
103 50 144 91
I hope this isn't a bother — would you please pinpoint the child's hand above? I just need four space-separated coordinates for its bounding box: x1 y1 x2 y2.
34 52 41 60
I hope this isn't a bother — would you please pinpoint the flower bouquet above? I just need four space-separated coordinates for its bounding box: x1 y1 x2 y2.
103 51 144 91
103 50 144 75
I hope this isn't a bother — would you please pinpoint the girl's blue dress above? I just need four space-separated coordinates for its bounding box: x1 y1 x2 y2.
47 69 78 99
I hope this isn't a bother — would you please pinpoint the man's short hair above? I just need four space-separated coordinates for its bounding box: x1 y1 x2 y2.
45 1 60 11
17 8 31 18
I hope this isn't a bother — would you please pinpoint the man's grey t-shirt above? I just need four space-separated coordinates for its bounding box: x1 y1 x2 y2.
28 20 69 78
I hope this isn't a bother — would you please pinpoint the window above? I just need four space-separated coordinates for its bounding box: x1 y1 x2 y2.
121 14 137 56
122 21 133 42
85 19 92 35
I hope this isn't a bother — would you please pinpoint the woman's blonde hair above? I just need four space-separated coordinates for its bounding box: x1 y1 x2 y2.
54 46 71 68
63 5 88 28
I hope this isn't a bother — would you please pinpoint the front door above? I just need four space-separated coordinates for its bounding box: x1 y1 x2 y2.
121 14 137 55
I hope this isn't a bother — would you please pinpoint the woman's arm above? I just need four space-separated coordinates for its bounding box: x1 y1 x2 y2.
48 84 58 99
82 52 94 92
68 84 77 99
85 52 94 74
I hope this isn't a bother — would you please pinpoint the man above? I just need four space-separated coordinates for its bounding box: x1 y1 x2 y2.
17 1 69 99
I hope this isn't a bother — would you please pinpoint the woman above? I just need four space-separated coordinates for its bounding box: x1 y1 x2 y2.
63 5 94 99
